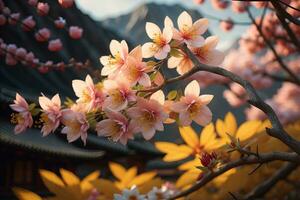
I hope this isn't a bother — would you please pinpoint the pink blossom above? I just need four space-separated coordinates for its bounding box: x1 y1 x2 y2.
100 40 129 78
7 44 17 55
48 39 63 52
123 46 153 87
127 90 168 140
15 48 27 60
22 16 36 31
28 0 38 6
39 94 62 136
54 17 66 29
172 80 213 126
173 11 208 47
191 36 225 66
25 52 35 64
61 108 89 145
103 79 136 111
58 0 74 8
5 54 17 66
35 28 51 42
37 3 50 16
220 19 234 32
69 26 83 39
232 1 249 13
8 13 20 25
142 17 173 60
0 15 6 26
72 75 106 111
9 93 33 134
194 0 205 5
168 50 194 75
96 110 137 145
212 0 229 10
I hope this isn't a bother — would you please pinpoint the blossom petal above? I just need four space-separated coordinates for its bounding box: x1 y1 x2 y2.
142 42 156 58
146 22 161 39
150 90 165 105
178 11 193 31
193 18 209 35
194 106 212 126
185 80 200 96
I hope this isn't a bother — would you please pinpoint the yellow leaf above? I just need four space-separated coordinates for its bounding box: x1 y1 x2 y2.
121 166 137 187
109 162 126 181
129 172 156 187
236 120 262 141
138 178 163 194
178 158 200 171
90 179 121 199
39 169 66 196
179 126 199 148
13 187 42 200
224 112 237 135
59 168 80 186
176 170 201 189
81 171 100 195
199 123 215 145
155 142 193 162
155 142 180 153
216 119 227 138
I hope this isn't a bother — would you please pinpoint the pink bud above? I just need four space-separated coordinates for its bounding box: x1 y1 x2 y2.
35 28 51 42
28 0 38 6
37 2 50 16
48 39 63 52
194 0 205 4
22 16 36 31
0 43 6 56
212 0 229 10
56 62 65 71
25 52 35 63
6 54 17 66
58 0 74 8
3 7 11 15
220 19 234 32
69 26 83 39
8 13 20 25
7 44 17 55
54 17 66 29
0 15 6 26
15 48 27 60
38 66 49 73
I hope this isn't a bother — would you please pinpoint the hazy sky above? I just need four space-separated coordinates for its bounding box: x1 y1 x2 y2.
75 0 254 49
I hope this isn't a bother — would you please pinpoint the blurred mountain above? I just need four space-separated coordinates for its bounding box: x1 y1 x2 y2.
102 3 211 45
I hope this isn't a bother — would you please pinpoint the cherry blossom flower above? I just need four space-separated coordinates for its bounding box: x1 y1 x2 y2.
100 40 129 78
28 0 38 6
168 49 194 75
142 18 173 60
35 28 51 42
15 48 27 60
54 17 66 29
39 94 62 136
61 108 89 145
103 79 136 111
48 39 63 52
172 80 213 126
96 110 137 145
58 0 74 8
72 75 106 111
69 26 83 39
123 46 154 87
37 2 50 16
190 36 225 66
8 13 20 25
127 90 168 140
22 16 36 31
173 11 208 47
9 93 33 134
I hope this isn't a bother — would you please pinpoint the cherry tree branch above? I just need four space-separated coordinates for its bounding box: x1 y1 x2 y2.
169 152 300 199
243 162 298 199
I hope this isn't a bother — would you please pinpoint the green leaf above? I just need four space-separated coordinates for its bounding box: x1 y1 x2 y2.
150 71 158 81
31 108 40 116
170 48 182 58
147 61 157 68
196 166 208 172
28 103 36 111
167 90 177 100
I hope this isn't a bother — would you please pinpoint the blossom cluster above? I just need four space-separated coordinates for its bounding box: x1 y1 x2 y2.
10 11 225 145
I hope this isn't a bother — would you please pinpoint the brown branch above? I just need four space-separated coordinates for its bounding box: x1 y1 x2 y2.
246 7 300 86
169 152 300 199
271 0 300 53
243 162 298 199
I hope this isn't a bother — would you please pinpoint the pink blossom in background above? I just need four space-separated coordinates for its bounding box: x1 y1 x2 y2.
37 2 50 16
8 13 20 25
35 28 51 42
220 18 234 32
172 80 213 126
9 93 33 134
211 0 229 10
69 26 83 39
61 108 89 145
27 0 38 6
58 0 74 8
15 48 27 60
231 1 249 13
96 110 137 145
48 39 63 52
127 90 167 140
0 15 6 26
39 94 62 136
54 17 66 29
22 16 36 31
194 0 205 5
